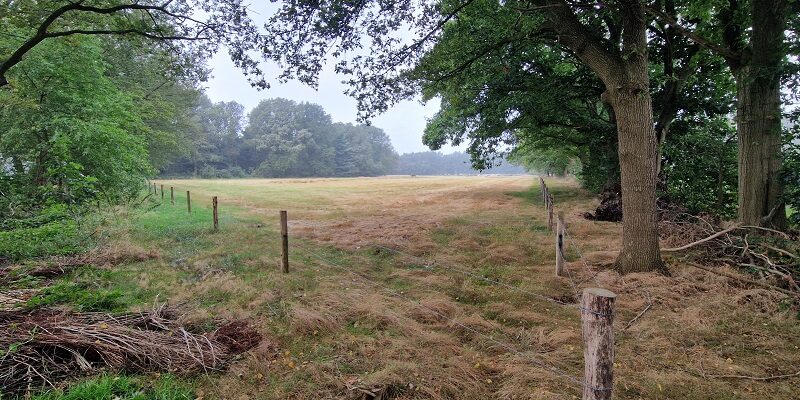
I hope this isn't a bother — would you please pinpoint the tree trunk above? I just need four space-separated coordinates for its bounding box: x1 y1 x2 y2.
545 0 664 273
610 85 666 273
734 0 787 229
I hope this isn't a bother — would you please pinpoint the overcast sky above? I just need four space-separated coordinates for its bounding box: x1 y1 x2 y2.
203 47 460 155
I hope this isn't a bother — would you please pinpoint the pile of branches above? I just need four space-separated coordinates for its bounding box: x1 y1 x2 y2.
660 214 800 294
583 188 623 222
0 305 261 396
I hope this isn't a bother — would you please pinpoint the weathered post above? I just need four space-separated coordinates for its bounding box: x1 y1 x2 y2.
555 211 565 276
280 210 289 273
581 288 616 400
170 186 175 205
186 190 191 214
547 193 554 231
153 182 157 195
212 196 219 231
540 177 546 205
160 184 164 201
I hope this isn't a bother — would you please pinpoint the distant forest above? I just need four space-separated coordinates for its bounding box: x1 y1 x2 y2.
161 97 398 178
394 152 526 175
161 97 526 178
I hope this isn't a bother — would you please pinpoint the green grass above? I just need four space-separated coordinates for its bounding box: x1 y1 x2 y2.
26 374 193 400
0 219 85 261
25 266 152 312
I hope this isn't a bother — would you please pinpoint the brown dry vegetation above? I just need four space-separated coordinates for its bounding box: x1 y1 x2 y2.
35 176 800 399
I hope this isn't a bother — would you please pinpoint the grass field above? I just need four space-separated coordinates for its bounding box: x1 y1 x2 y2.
20 176 800 399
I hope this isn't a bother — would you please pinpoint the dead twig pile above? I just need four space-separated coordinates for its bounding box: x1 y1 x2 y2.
659 214 800 294
0 305 261 396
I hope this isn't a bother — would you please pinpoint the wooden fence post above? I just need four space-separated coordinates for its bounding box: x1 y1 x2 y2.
547 193 554 231
280 210 289 273
212 196 219 231
153 182 157 195
186 191 191 214
170 186 175 205
160 184 164 201
581 288 616 400
540 177 546 205
556 211 565 276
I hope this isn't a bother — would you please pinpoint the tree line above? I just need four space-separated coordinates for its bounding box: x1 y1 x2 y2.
161 97 399 178
395 151 526 175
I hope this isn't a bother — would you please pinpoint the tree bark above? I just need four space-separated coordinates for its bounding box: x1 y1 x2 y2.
609 84 666 273
734 0 787 229
608 1 665 273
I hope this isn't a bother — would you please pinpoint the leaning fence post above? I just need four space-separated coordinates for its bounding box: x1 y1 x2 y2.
186 190 191 214
170 186 175 205
581 288 616 400
556 211 565 276
160 184 164 201
212 196 219 231
547 193 554 231
280 210 289 273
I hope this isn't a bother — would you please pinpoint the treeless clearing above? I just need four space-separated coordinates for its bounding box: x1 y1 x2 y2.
42 177 800 398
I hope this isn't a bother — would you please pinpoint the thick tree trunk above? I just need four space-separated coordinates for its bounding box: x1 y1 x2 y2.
735 69 786 228
546 0 664 273
610 85 666 273
734 0 787 229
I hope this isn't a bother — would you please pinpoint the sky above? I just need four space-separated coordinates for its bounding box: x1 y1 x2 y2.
203 48 456 155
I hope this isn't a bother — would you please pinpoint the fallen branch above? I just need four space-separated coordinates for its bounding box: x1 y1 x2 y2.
686 262 798 298
706 370 800 382
662 224 741 252
623 300 652 330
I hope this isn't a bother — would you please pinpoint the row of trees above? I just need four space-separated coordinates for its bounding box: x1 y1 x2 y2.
163 97 399 178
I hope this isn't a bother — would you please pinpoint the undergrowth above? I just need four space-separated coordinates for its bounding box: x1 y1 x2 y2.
0 204 88 261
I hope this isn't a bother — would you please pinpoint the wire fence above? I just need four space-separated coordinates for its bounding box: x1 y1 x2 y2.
147 178 623 397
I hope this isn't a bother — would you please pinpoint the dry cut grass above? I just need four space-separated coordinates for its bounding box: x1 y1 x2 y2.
109 176 800 399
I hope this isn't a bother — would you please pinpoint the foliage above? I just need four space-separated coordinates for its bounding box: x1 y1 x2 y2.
783 123 800 228
0 36 152 206
0 0 263 88
661 117 738 218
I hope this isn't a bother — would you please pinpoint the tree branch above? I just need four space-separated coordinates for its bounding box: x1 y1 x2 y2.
536 0 624 84
0 1 207 87
644 5 742 64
